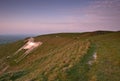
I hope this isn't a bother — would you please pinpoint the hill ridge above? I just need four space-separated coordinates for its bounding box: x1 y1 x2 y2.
0 31 120 81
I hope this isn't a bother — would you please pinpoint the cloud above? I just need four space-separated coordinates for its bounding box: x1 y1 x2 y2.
72 0 120 31
0 18 76 34
0 0 120 35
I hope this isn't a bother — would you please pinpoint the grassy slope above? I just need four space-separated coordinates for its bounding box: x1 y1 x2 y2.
0 31 120 81
88 32 120 81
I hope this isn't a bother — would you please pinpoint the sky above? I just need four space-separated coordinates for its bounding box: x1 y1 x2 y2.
0 0 120 35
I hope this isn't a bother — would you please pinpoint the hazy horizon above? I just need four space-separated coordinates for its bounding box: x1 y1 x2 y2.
0 30 119 36
0 0 120 35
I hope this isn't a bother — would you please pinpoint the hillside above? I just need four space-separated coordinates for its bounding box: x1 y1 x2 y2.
0 31 120 81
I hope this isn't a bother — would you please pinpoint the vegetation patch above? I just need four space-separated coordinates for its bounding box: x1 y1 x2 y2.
0 70 28 81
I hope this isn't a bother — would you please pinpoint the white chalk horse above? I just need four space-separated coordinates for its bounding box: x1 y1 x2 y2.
13 37 42 62
15 37 42 54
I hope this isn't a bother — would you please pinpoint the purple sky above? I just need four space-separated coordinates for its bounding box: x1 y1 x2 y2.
0 0 120 35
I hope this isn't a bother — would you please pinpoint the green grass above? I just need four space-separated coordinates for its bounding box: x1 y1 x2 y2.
0 70 28 81
0 31 120 81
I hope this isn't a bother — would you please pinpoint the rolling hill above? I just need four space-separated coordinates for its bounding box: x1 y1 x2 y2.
0 31 120 81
